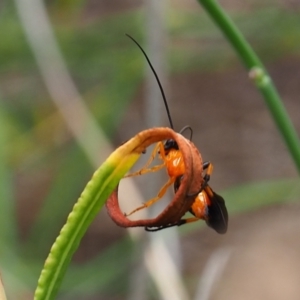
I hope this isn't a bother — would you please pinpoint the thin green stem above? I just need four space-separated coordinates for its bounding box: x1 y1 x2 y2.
198 0 300 173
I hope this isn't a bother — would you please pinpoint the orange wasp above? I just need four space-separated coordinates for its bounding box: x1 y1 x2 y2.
125 34 228 234
145 161 228 234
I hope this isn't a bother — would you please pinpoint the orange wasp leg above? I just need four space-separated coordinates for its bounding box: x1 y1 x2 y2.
125 142 165 178
179 217 202 224
203 161 213 182
125 176 175 216
204 185 214 198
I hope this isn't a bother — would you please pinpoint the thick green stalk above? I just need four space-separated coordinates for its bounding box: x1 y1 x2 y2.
198 0 300 173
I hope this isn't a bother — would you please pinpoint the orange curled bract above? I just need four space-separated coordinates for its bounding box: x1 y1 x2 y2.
105 127 203 229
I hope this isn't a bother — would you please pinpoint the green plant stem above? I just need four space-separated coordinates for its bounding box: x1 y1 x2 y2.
198 0 300 173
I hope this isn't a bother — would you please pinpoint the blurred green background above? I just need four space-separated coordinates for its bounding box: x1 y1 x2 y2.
0 0 300 299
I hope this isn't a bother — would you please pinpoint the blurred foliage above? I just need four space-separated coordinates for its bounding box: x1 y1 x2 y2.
0 1 299 299
168 6 300 72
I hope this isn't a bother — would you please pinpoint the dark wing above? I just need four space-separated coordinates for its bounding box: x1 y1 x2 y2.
206 191 228 234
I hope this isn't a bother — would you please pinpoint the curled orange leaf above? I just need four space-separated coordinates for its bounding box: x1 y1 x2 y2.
106 127 203 229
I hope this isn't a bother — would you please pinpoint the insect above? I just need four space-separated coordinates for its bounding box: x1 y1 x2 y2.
124 34 228 234
179 161 228 234
145 162 228 234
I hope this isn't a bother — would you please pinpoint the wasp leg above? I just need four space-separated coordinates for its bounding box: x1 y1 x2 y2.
202 161 210 170
145 222 178 231
203 161 213 184
203 185 214 198
125 142 165 178
125 176 175 216
145 216 200 232
125 163 165 178
178 217 201 225
186 162 214 197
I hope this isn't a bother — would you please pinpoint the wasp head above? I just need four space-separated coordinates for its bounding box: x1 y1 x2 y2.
163 139 179 155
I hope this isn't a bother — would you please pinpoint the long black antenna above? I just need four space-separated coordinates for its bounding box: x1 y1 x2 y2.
179 125 193 141
126 34 174 130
